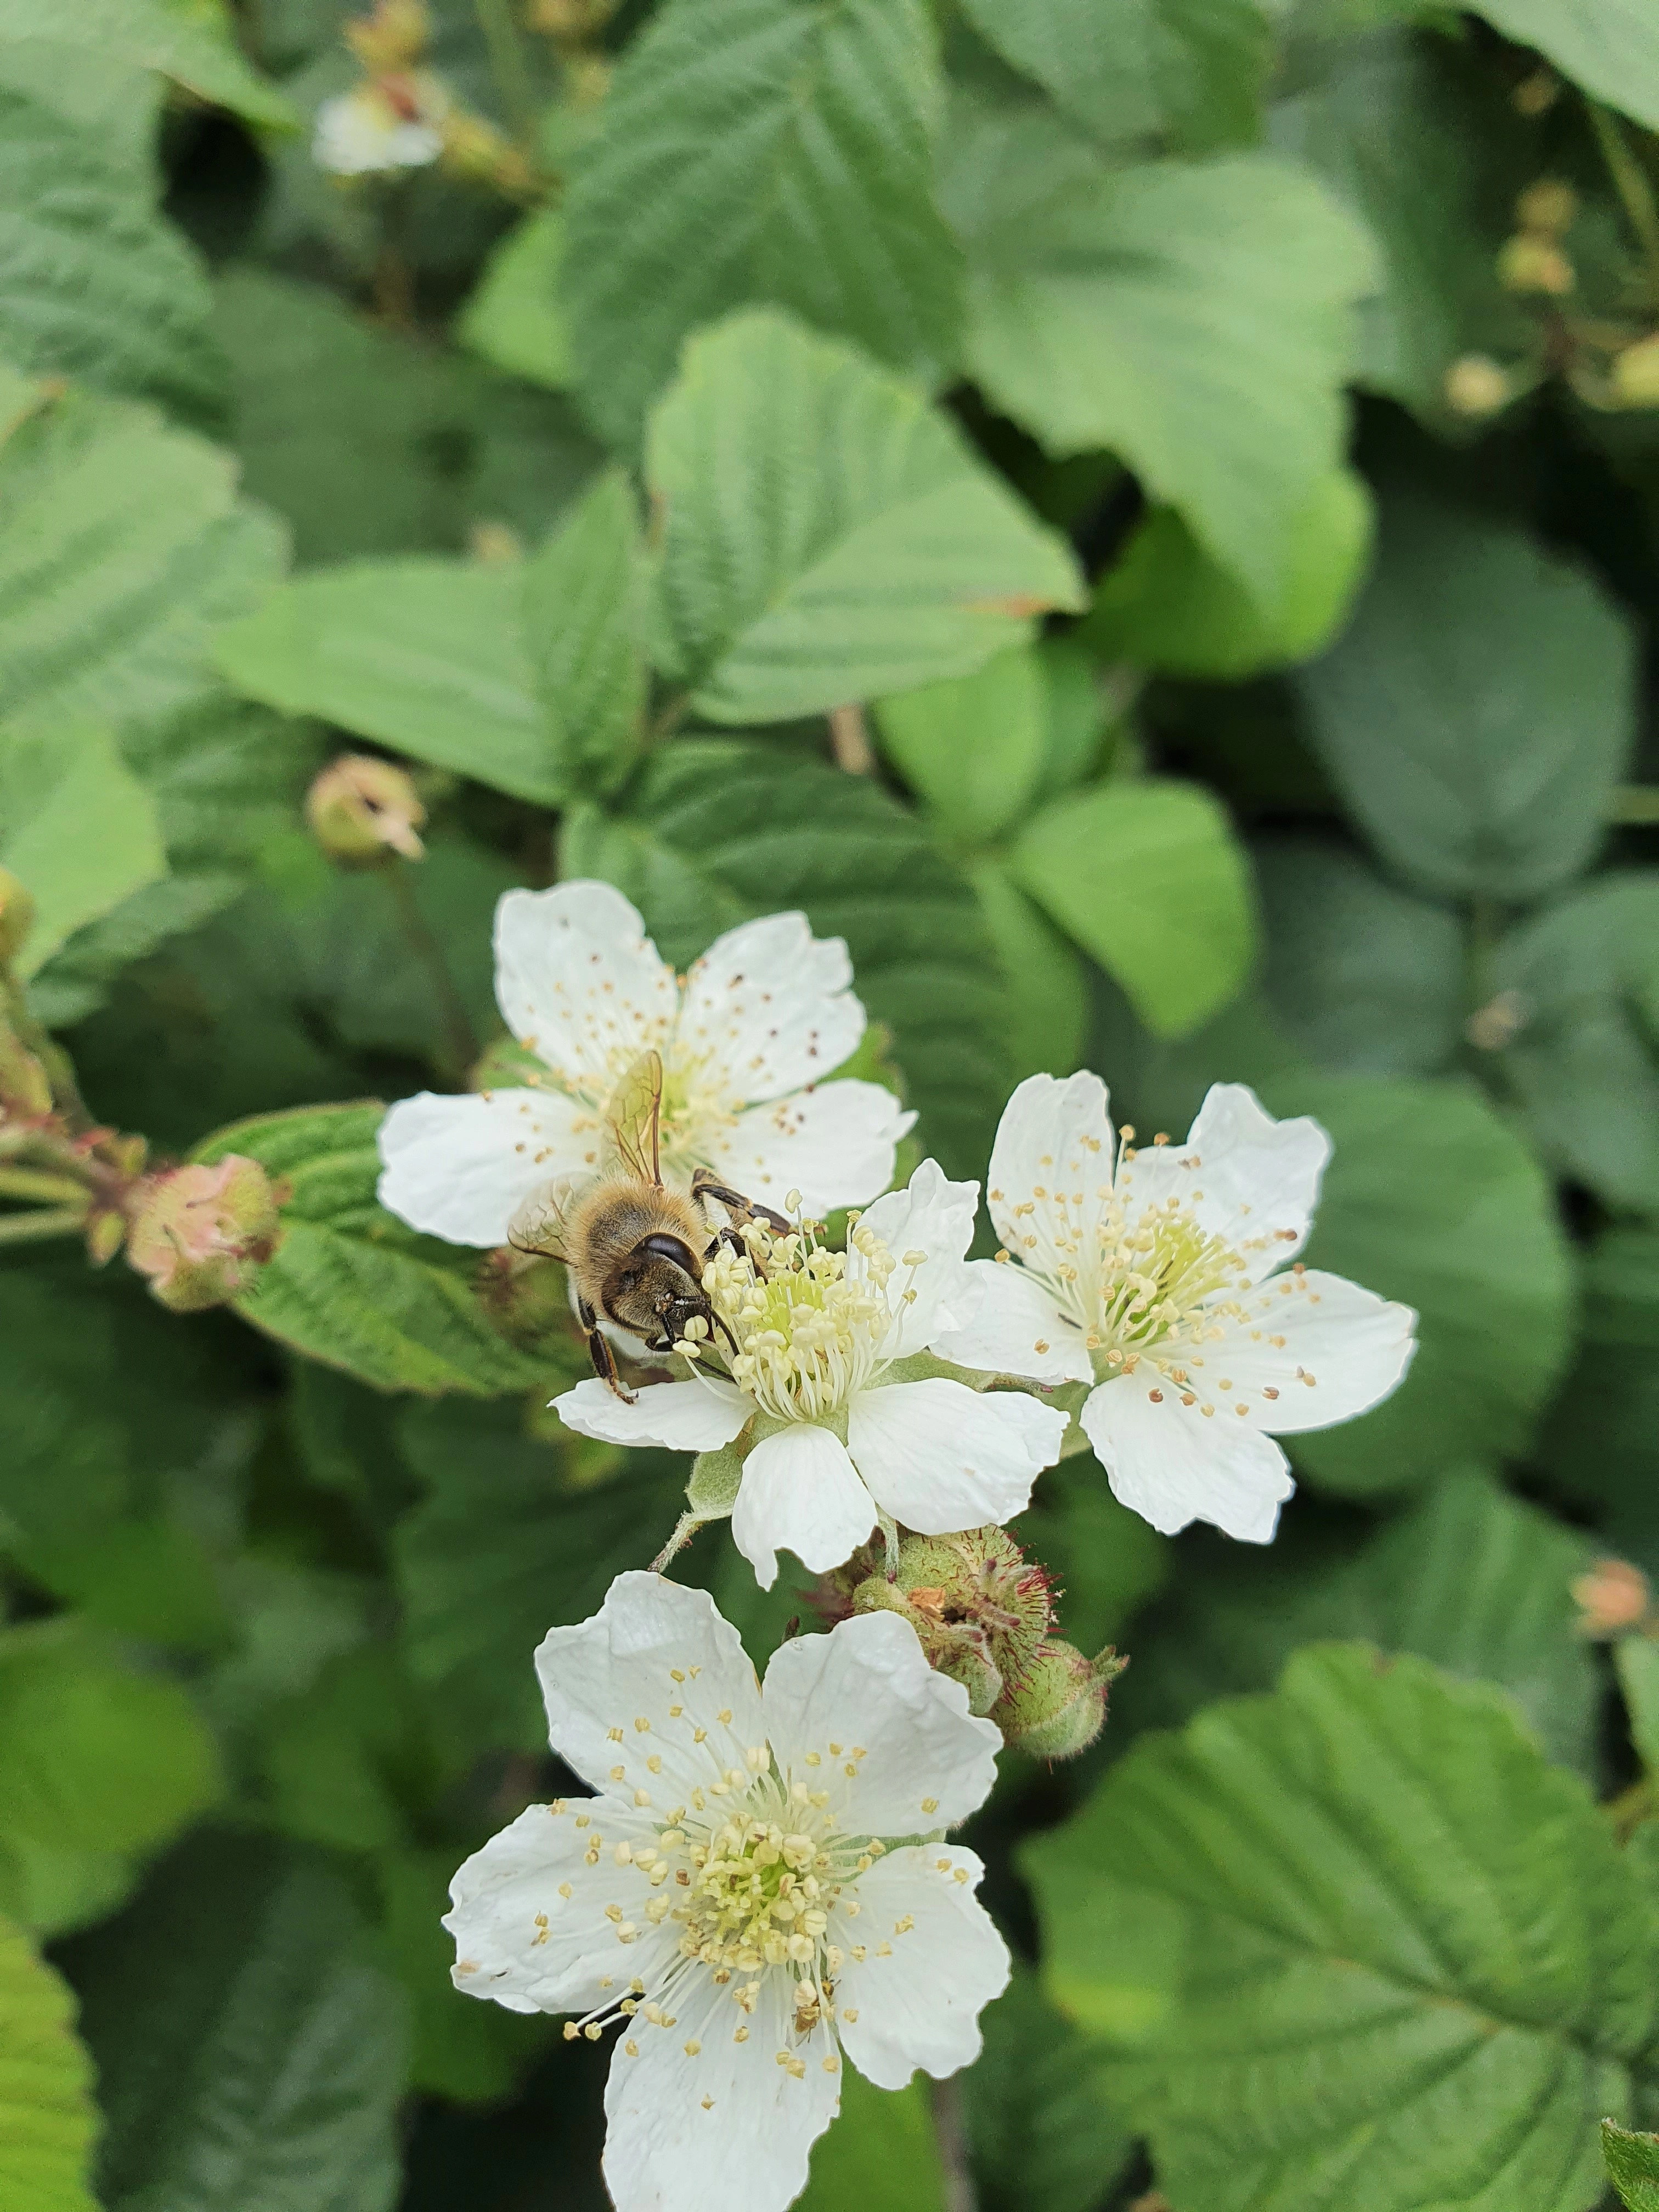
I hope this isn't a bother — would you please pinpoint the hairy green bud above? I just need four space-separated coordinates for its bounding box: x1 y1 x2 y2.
991 1641 1127 1762
850 1526 1055 1718
305 754 426 867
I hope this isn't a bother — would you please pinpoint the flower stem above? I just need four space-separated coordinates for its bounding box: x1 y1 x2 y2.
1586 99 1659 309
475 0 539 154
0 1205 87 1245
385 862 479 1084
0 1166 91 1205
930 2078 979 2212
827 702 876 775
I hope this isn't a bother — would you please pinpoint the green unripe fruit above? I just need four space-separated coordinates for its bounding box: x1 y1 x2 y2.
991 1641 1127 1762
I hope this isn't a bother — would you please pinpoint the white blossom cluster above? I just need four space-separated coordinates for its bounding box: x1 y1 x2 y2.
379 883 1417 2212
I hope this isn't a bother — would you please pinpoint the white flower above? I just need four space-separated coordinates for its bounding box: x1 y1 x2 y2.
932 1073 1417 1545
554 1159 1070 1588
447 1572 1010 2212
313 76 448 174
377 882 915 1245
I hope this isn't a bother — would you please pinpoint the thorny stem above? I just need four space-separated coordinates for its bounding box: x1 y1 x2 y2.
930 2078 979 2212
474 0 540 154
385 862 479 1083
1586 99 1659 310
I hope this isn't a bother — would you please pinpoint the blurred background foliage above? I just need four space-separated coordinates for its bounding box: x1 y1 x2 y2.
3 0 1659 2209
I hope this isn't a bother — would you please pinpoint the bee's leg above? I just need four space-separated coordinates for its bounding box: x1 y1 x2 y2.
578 1293 636 1403
690 1169 791 1238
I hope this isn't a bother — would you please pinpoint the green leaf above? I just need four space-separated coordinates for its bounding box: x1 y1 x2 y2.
393 1398 683 1751
1489 874 1659 1217
954 122 1376 606
956 0 1271 151
1297 490 1637 901
970 859 1088 1082
0 723 165 978
0 384 287 738
873 645 1047 846
1605 2118 1659 2212
1271 27 1531 421
213 270 478 567
963 1967 1136 2212
1255 834 1464 1077
1122 1469 1598 1773
1472 0 1659 138
0 83 222 413
0 1617 223 1936
1008 776 1257 1038
563 0 962 447
0 0 298 129
563 738 1011 1180
1267 1073 1574 1496
214 559 559 805
797 2068 945 2212
646 309 1085 723
0 1916 98 2212
190 1103 554 1396
1617 1640 1659 1779
521 469 647 792
1082 467 1374 679
67 1831 406 2212
456 204 571 392
1025 1644 1659 2212
1539 1227 1659 1569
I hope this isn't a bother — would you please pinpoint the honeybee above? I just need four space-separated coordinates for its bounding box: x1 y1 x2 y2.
509 1048 787 1402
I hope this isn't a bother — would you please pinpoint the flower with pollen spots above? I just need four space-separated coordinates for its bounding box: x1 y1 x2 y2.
552 1160 1070 1587
445 1573 1009 2212
932 1073 1417 1543
376 881 914 1245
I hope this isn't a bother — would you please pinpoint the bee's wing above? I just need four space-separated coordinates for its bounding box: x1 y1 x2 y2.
506 1176 584 1262
610 1047 664 1187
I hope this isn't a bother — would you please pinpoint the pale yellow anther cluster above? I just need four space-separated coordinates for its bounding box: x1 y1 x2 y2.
690 1217 921 1423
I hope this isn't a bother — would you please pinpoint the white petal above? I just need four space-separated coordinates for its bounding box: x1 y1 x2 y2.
984 1070 1114 1260
552 1376 753 1454
494 882 678 1096
831 1848 1009 2089
444 1801 674 2017
602 1969 839 2212
376 1087 596 1246
702 1081 916 1216
847 1379 1066 1536
760 1610 1000 1834
678 911 865 1105
1193 1268 1417 1434
1080 1375 1295 1542
855 1158 980 1356
1116 1082 1330 1283
731 1424 877 1590
534 1571 765 1807
929 1259 1092 1385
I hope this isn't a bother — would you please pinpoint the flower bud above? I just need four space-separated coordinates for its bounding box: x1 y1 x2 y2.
1572 1556 1651 1639
1443 354 1510 420
1515 179 1576 236
305 754 426 866
1612 334 1659 409
991 1641 1127 1762
0 1018 52 1118
345 0 430 72
125 1155 285 1312
0 865 34 964
850 1527 1054 1718
1497 234 1573 296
